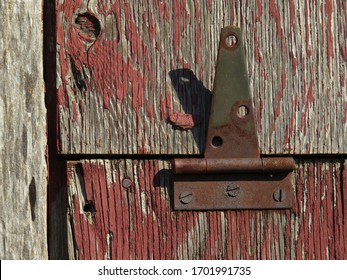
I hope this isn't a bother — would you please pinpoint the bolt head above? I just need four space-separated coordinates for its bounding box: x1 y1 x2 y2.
225 185 240 197
179 191 193 204
273 189 284 202
122 178 133 188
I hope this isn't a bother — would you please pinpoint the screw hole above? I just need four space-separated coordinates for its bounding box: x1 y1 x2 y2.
83 200 96 213
225 34 238 47
211 136 223 148
237 105 249 118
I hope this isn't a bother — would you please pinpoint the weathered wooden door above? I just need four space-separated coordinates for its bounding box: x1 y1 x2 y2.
50 0 347 259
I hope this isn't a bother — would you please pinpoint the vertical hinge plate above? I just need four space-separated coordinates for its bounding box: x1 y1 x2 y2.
172 26 294 211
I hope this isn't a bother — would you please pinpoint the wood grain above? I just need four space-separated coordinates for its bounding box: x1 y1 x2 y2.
0 1 48 259
66 159 346 259
57 0 347 155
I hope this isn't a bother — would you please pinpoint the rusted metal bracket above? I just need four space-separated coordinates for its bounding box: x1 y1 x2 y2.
172 26 294 210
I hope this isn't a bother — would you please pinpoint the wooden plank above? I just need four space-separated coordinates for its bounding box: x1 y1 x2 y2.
57 0 346 155
66 159 346 259
0 1 48 259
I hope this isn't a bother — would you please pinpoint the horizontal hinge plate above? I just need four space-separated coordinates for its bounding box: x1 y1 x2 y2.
174 172 292 210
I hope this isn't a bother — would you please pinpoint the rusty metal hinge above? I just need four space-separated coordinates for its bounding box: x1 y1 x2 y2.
173 26 294 210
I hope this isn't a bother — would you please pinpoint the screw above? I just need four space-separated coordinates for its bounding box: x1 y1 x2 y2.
179 191 193 204
122 178 133 188
225 185 240 197
273 189 284 202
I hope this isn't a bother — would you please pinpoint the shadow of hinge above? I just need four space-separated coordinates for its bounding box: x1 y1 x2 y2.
172 26 294 210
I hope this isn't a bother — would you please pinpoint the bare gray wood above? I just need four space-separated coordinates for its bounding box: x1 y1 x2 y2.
0 1 48 259
57 0 346 155
66 159 346 259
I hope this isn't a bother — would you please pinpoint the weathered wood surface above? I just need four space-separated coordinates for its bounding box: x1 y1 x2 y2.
66 159 346 259
57 0 347 155
0 1 48 259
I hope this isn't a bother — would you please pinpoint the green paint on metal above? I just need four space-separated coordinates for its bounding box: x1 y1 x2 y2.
209 27 251 127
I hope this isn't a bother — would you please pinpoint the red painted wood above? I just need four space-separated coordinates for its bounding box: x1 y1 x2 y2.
66 159 347 259
56 0 347 155
53 0 347 261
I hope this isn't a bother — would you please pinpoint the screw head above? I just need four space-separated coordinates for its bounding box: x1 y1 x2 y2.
225 185 240 197
179 191 193 204
273 189 284 202
122 178 133 188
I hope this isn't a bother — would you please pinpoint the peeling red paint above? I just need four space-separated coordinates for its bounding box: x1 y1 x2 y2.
290 51 298 75
58 2 148 115
147 12 156 43
255 0 263 22
269 0 286 50
274 72 286 120
160 96 167 121
307 80 314 104
154 0 170 21
341 46 347 62
300 80 314 133
254 32 263 64
72 100 78 122
257 99 264 129
173 1 182 58
325 0 334 61
305 0 312 57
79 100 84 132
159 91 173 122
194 2 202 65
169 112 201 129
146 99 154 120
340 72 345 88
56 1 347 259
230 0 235 24
207 0 212 10
289 0 296 30
263 69 268 81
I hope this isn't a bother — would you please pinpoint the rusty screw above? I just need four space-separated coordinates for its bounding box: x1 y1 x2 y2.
225 185 240 197
179 191 193 204
122 178 133 188
273 189 284 202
